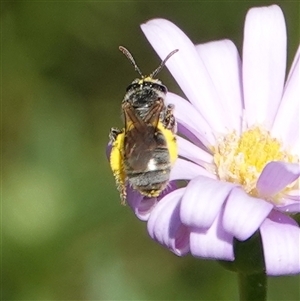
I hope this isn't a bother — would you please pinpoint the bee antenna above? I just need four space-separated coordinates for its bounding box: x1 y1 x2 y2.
119 46 143 78
150 49 179 78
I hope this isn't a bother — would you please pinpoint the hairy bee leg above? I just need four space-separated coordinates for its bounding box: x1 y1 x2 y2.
109 127 123 142
109 129 127 205
118 182 127 206
163 104 177 134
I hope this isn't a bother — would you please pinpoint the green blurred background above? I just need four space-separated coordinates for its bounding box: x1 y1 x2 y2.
2 1 299 300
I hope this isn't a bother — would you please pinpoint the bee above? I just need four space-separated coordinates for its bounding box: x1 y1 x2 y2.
109 46 178 205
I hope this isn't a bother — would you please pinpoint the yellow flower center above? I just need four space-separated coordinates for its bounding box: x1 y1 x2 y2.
213 126 297 199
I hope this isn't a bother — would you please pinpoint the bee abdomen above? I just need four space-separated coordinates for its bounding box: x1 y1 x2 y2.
127 168 171 197
126 147 171 196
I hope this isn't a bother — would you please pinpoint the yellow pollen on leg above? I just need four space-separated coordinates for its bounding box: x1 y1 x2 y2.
213 126 297 197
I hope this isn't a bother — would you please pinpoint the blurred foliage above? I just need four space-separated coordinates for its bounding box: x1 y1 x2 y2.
2 1 299 300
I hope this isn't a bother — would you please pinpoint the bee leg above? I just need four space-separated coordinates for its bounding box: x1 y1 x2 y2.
109 127 123 142
118 184 127 206
163 104 177 134
109 128 127 205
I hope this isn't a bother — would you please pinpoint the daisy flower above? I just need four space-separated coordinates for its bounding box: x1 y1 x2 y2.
125 4 300 276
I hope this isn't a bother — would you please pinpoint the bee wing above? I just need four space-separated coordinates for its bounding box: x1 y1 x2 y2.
123 100 163 132
123 101 163 171
143 99 164 128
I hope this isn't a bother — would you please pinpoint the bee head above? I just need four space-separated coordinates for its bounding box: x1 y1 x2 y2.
125 78 167 95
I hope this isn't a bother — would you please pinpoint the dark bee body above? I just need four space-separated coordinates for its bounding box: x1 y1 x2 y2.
124 79 167 120
109 47 178 204
122 99 173 197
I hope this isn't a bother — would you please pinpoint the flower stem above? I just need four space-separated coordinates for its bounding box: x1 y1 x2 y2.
238 272 267 301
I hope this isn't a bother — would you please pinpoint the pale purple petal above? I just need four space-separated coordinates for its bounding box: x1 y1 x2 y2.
141 19 229 133
147 188 190 255
180 176 236 228
271 49 300 155
223 188 273 240
196 40 243 134
170 158 217 181
271 189 300 212
243 5 286 128
126 181 178 221
177 136 213 167
257 162 300 197
276 202 300 214
166 92 216 147
106 143 112 160
260 210 300 275
177 123 204 148
282 189 300 201
190 211 234 260
286 45 300 85
126 187 156 221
